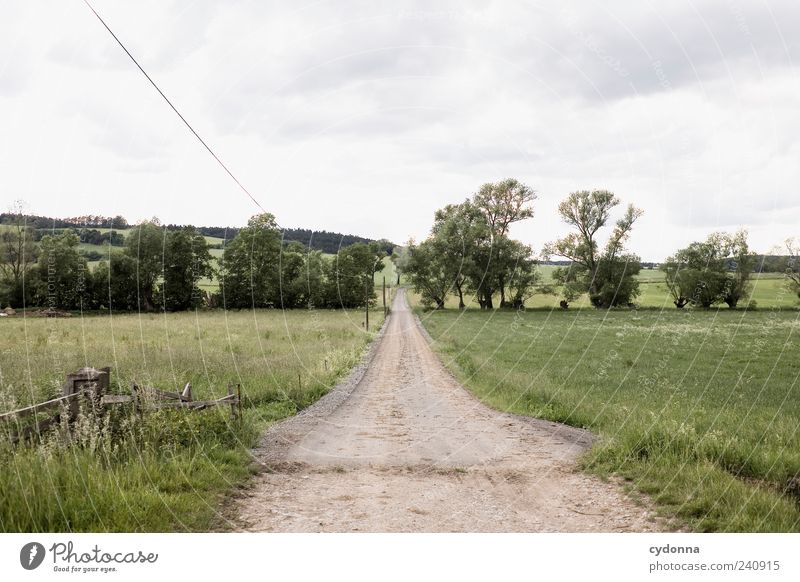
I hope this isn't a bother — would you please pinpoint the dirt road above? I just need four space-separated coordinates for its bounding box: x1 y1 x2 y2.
234 289 661 532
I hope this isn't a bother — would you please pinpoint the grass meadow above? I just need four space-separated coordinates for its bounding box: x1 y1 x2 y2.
412 289 800 532
0 307 386 532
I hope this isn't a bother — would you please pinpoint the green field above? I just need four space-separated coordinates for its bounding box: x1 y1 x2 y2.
413 297 800 532
432 264 799 310
0 307 386 531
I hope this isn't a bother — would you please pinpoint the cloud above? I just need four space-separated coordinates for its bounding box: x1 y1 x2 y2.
1 0 799 261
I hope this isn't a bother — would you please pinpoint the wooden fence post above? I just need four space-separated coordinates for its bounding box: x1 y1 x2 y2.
365 282 369 331
383 276 386 317
63 372 81 422
131 383 143 418
63 367 108 421
227 383 238 421
237 384 242 424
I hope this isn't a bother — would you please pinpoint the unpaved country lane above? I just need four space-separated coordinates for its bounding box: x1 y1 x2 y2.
234 289 662 532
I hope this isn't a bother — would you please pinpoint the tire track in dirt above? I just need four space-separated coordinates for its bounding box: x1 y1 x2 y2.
233 289 663 532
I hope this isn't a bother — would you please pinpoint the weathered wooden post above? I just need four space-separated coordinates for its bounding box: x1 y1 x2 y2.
227 383 238 421
236 384 242 423
131 383 143 418
383 276 387 317
365 282 369 331
63 367 109 421
181 382 193 402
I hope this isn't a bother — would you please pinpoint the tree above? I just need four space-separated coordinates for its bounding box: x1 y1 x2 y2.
407 182 538 311
124 221 166 311
431 201 487 309
664 231 754 309
722 229 756 308
466 234 537 309
90 253 140 311
473 179 537 306
324 242 384 309
0 203 39 307
406 239 452 309
219 213 283 309
34 231 89 310
391 246 411 286
473 179 536 237
786 238 800 299
300 248 327 308
545 190 643 308
160 227 215 311
504 241 540 309
277 241 313 308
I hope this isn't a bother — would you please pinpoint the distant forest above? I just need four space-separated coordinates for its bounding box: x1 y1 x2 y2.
0 213 395 255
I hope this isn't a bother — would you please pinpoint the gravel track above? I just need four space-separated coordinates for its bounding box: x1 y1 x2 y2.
234 289 662 532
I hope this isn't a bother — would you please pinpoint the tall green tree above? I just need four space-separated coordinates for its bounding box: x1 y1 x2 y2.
473 178 536 237
90 253 140 311
545 190 643 308
664 231 755 309
34 231 89 310
406 239 452 309
277 241 313 308
124 221 167 311
161 227 215 311
473 179 537 306
787 238 800 299
503 239 540 309
431 201 488 309
219 213 282 309
324 242 385 309
300 248 327 308
0 204 38 307
391 246 411 286
722 229 756 308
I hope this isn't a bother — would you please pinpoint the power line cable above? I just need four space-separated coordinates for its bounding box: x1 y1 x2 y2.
82 0 267 214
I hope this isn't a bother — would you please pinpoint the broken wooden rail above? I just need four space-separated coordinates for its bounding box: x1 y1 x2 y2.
1 367 241 444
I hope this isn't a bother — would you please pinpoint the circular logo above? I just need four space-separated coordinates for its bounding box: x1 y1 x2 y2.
20 542 46 570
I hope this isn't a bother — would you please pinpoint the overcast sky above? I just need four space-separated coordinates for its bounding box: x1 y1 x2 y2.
1 1 798 260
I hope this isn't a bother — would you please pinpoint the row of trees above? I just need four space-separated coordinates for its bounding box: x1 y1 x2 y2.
405 180 800 310
218 213 385 309
0 212 386 312
0 222 214 312
405 182 645 309
663 230 755 309
404 179 539 310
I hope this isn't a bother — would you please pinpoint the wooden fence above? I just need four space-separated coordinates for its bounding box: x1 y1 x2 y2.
0 367 241 444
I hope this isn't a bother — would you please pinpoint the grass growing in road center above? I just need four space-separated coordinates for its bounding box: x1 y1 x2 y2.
415 303 800 532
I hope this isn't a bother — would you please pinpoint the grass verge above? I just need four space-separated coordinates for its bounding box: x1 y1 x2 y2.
0 307 385 531
413 300 800 532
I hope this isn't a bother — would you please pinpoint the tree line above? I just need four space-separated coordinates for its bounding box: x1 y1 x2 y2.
0 212 387 312
187 225 395 255
404 180 800 310
0 211 394 256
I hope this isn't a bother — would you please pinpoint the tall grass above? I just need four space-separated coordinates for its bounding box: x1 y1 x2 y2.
416 303 800 532
0 307 385 531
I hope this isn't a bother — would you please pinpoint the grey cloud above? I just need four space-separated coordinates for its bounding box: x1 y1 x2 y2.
62 96 171 162
531 0 800 101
